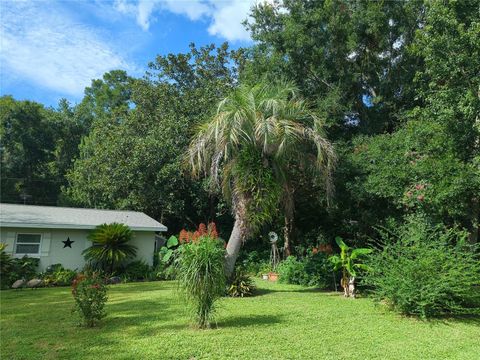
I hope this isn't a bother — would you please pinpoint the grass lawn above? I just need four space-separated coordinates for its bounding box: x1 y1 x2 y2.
1 281 479 360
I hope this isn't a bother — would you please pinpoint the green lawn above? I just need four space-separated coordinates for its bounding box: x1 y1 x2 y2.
1 281 479 360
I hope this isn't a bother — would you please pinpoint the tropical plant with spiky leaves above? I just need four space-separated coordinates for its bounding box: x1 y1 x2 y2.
187 81 336 276
329 237 372 298
83 223 137 273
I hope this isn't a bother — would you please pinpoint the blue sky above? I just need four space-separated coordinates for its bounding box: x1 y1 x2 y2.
0 0 255 107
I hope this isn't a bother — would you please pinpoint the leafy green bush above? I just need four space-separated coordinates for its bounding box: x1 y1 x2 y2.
227 268 256 297
72 273 108 327
304 252 336 289
42 264 77 286
177 236 226 328
237 250 271 276
153 262 177 280
0 243 15 289
1 254 40 288
277 256 306 284
363 215 480 318
278 252 334 288
122 260 151 281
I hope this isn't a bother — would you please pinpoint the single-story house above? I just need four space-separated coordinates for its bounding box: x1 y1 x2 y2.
0 203 167 271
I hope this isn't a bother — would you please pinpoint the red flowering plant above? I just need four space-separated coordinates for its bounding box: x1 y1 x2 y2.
178 222 219 244
72 272 108 327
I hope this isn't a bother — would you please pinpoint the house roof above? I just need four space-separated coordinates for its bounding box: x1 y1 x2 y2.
0 204 167 232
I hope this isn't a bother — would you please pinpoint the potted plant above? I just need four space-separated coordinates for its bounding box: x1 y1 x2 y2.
268 270 279 281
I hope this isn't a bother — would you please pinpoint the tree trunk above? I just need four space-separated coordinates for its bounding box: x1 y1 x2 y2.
283 215 293 257
224 217 247 278
282 184 294 257
224 192 249 278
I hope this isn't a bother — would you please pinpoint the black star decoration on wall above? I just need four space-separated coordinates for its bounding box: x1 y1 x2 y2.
62 237 74 248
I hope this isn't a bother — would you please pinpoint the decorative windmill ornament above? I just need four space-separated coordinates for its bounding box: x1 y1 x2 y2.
269 231 280 271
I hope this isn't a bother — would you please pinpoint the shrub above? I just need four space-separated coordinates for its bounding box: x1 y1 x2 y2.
0 243 14 289
177 236 226 328
278 256 306 284
257 260 273 276
363 215 480 318
122 260 151 281
237 250 271 275
227 268 256 297
72 273 108 327
83 223 137 273
303 252 335 288
153 262 177 280
277 252 334 289
42 264 77 286
1 255 40 288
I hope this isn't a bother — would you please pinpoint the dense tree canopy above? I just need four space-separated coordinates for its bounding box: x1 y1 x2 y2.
65 44 241 233
1 0 478 249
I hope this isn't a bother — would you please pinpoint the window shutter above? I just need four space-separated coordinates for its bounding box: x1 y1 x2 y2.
5 232 15 254
40 232 51 256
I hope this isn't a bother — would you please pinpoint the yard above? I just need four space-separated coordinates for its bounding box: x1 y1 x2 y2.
1 281 479 360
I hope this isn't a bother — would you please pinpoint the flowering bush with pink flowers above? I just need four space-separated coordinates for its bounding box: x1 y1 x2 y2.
72 273 108 327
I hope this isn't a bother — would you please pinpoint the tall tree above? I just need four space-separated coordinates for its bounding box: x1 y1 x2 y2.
0 96 56 204
66 44 241 233
242 0 425 245
246 0 423 136
342 0 480 241
187 81 335 276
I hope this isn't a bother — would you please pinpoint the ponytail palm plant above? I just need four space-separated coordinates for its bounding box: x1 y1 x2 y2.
83 223 137 273
187 81 336 277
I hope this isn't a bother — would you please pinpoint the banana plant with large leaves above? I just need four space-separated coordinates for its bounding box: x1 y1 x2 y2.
159 235 179 263
329 237 372 298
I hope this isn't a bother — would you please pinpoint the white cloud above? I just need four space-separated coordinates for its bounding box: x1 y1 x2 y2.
207 0 252 41
114 0 259 42
1 1 135 96
114 0 211 31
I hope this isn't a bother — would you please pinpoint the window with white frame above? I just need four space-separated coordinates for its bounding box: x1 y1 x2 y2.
15 233 41 255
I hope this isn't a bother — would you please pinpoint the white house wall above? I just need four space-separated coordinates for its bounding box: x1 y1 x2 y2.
0 227 156 271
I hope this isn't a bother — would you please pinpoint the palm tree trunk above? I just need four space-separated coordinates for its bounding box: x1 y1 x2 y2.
225 217 247 278
224 193 249 278
283 215 293 257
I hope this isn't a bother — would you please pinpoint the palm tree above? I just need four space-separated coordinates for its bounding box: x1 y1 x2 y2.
187 81 336 277
83 223 137 273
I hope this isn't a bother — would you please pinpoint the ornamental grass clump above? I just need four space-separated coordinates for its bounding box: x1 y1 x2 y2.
72 273 108 327
177 236 226 329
